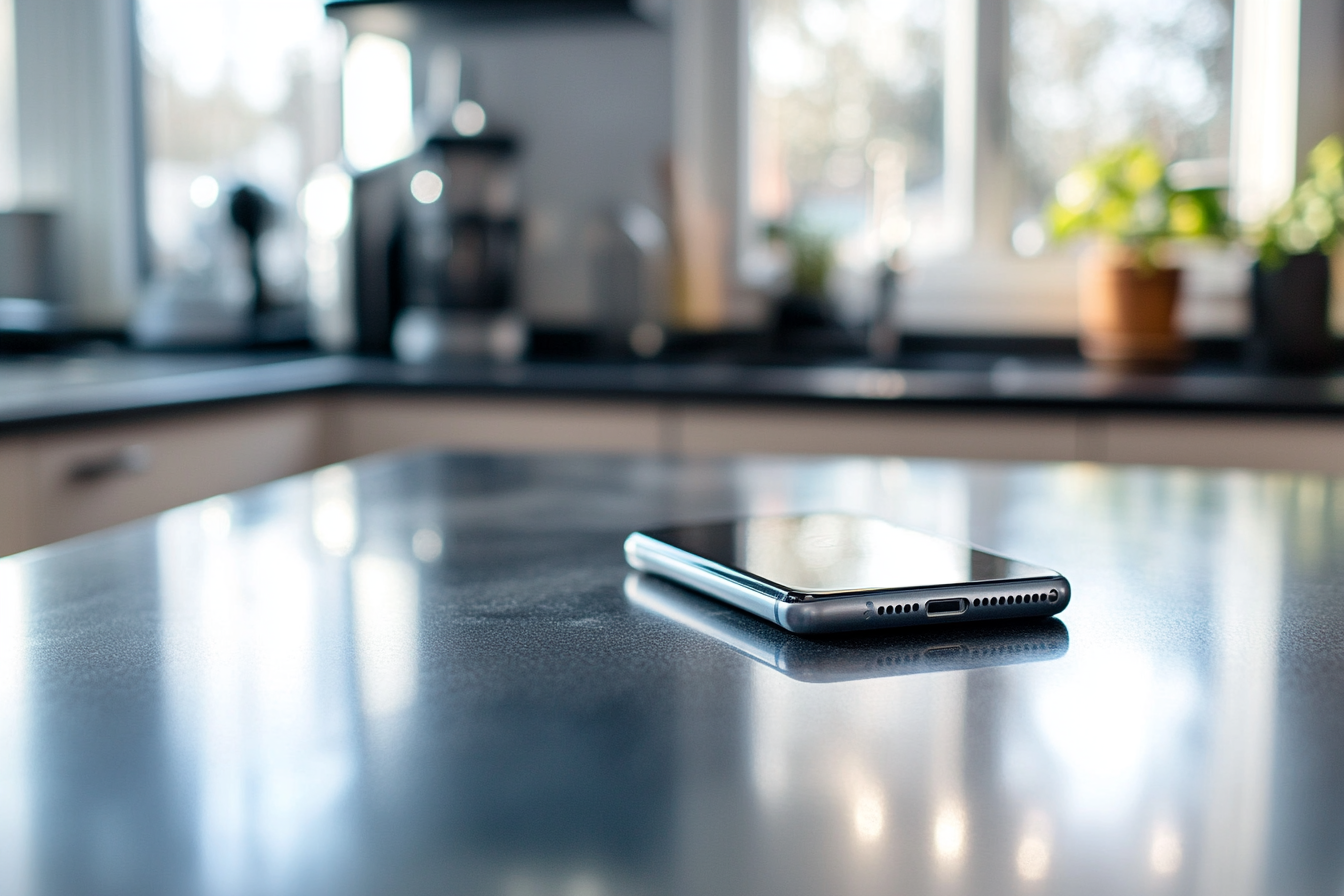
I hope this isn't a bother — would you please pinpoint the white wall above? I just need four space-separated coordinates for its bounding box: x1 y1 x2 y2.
14 0 141 326
389 17 674 325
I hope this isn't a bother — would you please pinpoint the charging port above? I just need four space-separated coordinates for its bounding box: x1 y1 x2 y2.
926 599 967 617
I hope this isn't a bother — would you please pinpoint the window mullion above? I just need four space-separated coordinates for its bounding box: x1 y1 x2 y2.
969 0 1013 255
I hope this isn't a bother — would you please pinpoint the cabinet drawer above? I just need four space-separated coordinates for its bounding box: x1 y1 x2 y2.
30 401 323 545
674 405 1080 462
333 395 663 459
1097 415 1344 474
0 439 30 556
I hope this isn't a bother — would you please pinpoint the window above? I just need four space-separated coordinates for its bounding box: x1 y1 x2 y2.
137 0 345 311
748 0 946 260
743 0 1311 335
1009 0 1235 252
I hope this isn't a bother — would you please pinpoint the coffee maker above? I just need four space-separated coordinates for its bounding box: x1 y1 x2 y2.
351 135 524 359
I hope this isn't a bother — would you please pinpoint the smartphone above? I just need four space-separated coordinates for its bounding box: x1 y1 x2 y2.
624 572 1069 682
624 512 1070 635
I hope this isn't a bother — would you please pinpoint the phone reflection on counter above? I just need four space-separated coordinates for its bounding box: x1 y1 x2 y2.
623 572 1068 683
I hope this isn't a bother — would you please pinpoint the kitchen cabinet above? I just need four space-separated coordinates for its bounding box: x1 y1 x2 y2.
5 388 1344 558
670 404 1080 462
666 403 1344 472
333 395 665 459
0 394 662 556
331 396 1344 477
0 439 29 552
0 399 325 556
1088 413 1344 472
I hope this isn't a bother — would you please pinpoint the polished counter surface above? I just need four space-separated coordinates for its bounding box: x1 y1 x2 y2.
0 451 1340 895
3 351 1344 430
0 353 345 426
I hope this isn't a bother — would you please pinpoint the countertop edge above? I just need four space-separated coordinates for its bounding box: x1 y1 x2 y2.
2 355 1344 432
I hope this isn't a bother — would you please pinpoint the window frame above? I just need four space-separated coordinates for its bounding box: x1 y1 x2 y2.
723 0 1344 337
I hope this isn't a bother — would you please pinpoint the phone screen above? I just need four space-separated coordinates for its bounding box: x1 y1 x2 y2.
644 513 1057 594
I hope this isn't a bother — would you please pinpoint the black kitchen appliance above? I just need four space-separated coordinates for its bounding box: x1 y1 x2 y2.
352 136 522 355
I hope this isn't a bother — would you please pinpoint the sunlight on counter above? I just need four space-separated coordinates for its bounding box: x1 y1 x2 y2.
0 560 31 896
158 487 359 896
712 458 1296 894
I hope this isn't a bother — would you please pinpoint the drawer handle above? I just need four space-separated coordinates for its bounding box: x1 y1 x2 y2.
67 444 152 484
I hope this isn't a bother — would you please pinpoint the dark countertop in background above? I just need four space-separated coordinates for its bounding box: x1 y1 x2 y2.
3 349 1344 431
3 450 1341 895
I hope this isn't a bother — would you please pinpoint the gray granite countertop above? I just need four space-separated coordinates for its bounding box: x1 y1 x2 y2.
2 350 1344 432
0 450 1338 895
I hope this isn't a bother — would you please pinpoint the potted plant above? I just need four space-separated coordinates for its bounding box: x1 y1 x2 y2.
1247 135 1343 373
1045 143 1228 370
765 222 854 355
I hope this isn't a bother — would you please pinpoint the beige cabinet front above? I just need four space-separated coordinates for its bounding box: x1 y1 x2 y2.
671 405 1081 462
2 390 1342 559
333 395 665 459
22 400 324 550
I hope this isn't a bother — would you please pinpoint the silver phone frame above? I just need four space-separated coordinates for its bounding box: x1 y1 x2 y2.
624 572 1070 681
624 524 1071 635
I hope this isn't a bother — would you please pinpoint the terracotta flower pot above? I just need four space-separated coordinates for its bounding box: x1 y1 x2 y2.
1077 245 1186 370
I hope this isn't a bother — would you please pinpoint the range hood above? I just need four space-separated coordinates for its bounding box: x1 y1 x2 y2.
325 0 668 26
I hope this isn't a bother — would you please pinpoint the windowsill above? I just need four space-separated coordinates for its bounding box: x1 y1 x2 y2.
897 246 1256 338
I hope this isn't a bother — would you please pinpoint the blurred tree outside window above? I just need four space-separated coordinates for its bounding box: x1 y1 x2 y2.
748 0 946 268
1009 0 1234 255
